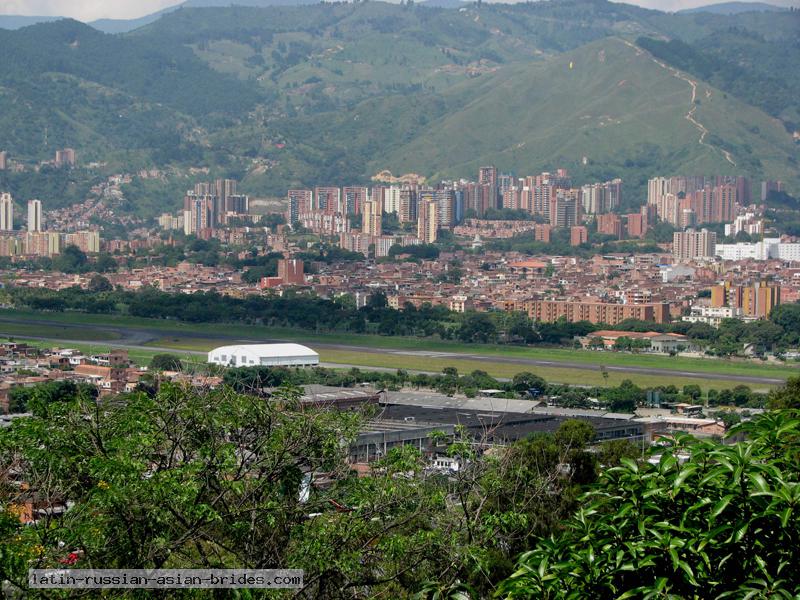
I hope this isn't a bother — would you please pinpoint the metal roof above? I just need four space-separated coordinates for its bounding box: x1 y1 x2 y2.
208 343 318 358
385 391 541 414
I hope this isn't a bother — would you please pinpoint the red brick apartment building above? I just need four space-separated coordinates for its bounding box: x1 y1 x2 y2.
501 300 670 325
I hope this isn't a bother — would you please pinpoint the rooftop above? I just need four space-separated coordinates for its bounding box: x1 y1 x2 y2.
208 343 318 358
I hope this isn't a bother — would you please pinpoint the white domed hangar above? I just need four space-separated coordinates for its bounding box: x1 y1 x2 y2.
208 343 319 368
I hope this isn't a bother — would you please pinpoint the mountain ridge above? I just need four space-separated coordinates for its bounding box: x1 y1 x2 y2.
678 2 789 15
369 37 796 195
0 0 796 216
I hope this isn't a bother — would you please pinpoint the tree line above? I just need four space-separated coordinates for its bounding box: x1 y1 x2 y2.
8 286 800 355
216 364 771 414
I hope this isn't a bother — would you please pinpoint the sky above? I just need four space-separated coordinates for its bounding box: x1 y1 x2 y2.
0 0 180 21
0 0 798 21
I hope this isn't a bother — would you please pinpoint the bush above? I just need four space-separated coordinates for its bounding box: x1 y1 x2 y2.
149 354 183 372
500 411 800 598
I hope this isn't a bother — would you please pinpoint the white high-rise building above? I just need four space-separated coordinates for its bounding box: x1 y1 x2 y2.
384 186 401 215
581 183 601 214
27 199 42 232
715 238 800 262
0 193 13 231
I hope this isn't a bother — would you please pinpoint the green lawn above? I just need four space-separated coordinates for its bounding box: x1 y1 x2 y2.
151 334 796 381
0 320 121 342
142 339 777 392
317 349 772 392
2 308 797 385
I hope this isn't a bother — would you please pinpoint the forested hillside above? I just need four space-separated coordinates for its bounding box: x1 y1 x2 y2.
0 19 257 163
0 0 796 213
373 37 796 205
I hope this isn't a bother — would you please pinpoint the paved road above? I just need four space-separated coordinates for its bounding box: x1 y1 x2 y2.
0 316 791 386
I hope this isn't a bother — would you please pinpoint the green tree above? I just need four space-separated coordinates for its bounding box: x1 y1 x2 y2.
767 375 800 409
743 319 784 348
52 245 88 273
7 380 97 414
554 419 595 450
553 420 597 485
770 303 800 346
602 379 643 413
500 411 800 598
95 253 118 273
457 312 497 343
597 438 640 466
511 372 547 396
0 383 362 591
731 384 753 406
682 384 702 401
715 410 741 430
148 353 183 372
366 290 388 310
87 274 113 293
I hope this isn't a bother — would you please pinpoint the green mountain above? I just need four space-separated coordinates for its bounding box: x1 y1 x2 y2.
0 1 797 217
372 37 797 200
678 2 788 14
0 19 258 161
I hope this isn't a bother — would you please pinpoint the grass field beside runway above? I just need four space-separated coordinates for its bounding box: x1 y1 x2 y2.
141 337 777 392
2 308 796 385
2 333 780 393
0 321 122 341
313 349 778 392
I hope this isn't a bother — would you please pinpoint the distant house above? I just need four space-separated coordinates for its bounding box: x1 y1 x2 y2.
73 364 127 394
639 416 724 438
649 334 697 354
578 330 698 353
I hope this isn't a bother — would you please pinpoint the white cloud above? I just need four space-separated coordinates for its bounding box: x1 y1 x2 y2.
0 0 180 21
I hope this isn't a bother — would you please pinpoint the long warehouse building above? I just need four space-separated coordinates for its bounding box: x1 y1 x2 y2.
207 343 319 368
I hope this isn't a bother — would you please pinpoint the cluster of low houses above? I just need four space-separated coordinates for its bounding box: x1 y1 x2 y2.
0 342 223 412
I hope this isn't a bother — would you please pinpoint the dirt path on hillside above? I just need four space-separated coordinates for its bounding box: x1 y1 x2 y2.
622 39 736 166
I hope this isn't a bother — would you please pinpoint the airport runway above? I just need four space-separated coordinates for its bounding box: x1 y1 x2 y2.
0 316 791 386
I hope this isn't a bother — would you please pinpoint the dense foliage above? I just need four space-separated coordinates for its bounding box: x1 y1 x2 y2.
7 379 97 414
0 20 259 120
2 378 799 598
500 411 800 598
0 382 602 598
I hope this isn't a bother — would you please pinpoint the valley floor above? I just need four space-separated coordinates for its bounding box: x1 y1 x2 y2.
1 309 795 392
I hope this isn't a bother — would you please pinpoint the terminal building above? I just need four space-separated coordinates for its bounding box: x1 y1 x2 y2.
207 343 319 368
